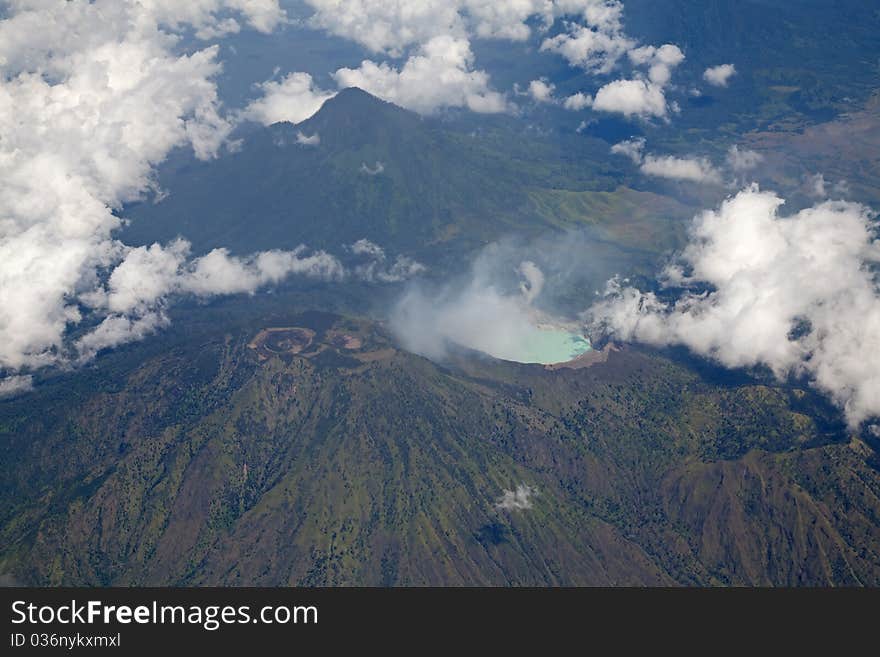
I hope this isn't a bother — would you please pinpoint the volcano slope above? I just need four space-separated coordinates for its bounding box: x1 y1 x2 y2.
121 87 693 267
1 312 879 586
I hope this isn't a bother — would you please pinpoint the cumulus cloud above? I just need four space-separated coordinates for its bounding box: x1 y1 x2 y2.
539 4 633 74
306 2 652 116
151 0 286 35
563 92 593 111
75 236 421 358
0 1 285 67
243 72 336 125
304 0 464 56
305 1 624 55
0 1 290 373
183 246 344 296
611 139 721 184
334 36 508 114
0 375 33 398
0 2 399 371
496 484 538 511
627 44 685 86
534 7 692 121
588 186 880 426
76 240 344 356
639 155 722 184
591 45 684 120
528 79 556 104
703 63 736 87
592 78 668 119
351 239 426 283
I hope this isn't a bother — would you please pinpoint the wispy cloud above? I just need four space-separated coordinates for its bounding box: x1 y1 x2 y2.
0 375 33 399
351 239 426 283
496 484 538 511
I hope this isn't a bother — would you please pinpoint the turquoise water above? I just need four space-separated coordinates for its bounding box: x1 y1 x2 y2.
500 328 592 364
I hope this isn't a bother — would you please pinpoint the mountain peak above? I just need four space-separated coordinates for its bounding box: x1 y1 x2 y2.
330 86 387 106
299 87 419 132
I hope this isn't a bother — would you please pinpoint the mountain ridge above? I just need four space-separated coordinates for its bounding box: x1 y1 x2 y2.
120 87 668 263
2 313 878 585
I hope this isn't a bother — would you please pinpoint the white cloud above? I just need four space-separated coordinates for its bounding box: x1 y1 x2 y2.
727 145 763 172
306 2 642 115
539 7 633 74
593 78 668 119
610 137 646 163
75 239 345 356
0 1 285 72
0 1 290 372
82 236 420 358
304 1 624 55
99 240 191 316
296 131 321 146
588 186 880 426
351 239 386 259
76 313 171 363
183 246 344 296
640 155 722 184
528 79 556 104
0 375 33 398
591 44 684 120
304 0 464 56
540 23 633 74
360 162 385 175
807 173 828 199
140 0 286 35
496 484 538 511
0 2 419 370
563 92 593 111
627 43 684 86
87 239 425 358
703 63 736 87
298 2 690 120
611 139 721 184
391 258 561 362
518 261 545 305
351 239 426 283
469 1 626 43
244 72 336 125
334 36 508 115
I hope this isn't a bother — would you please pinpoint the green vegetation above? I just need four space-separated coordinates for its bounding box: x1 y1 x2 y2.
121 89 685 265
2 314 878 585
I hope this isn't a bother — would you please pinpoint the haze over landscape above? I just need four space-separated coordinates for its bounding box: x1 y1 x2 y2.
2 0 880 586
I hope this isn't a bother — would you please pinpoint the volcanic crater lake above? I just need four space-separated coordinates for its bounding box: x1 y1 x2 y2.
487 327 592 365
